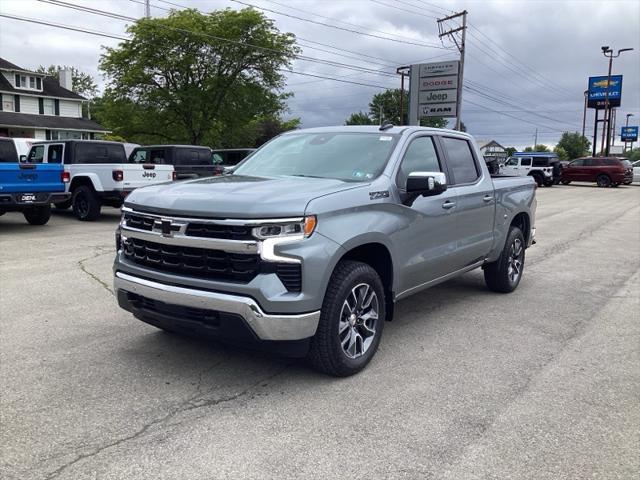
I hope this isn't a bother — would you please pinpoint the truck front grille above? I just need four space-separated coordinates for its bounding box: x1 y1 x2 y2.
185 223 253 240
122 237 302 291
123 237 259 283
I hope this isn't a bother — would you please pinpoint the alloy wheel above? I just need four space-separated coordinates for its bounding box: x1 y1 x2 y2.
507 238 524 284
338 283 379 359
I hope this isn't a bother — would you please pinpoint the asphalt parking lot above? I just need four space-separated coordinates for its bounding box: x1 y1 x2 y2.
1 184 639 480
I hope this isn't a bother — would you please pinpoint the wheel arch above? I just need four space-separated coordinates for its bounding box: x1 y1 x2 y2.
70 174 102 192
510 211 531 245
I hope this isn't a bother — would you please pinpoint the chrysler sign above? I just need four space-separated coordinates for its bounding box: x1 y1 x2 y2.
419 61 459 77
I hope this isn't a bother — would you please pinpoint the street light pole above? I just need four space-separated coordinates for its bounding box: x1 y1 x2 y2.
625 113 634 152
600 46 634 156
582 89 588 139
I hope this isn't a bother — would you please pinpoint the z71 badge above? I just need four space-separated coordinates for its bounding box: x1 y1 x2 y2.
369 190 389 200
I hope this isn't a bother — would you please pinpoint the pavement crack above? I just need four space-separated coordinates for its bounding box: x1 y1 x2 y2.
77 248 114 296
42 364 289 479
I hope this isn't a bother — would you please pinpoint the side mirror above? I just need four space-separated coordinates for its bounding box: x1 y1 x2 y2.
406 171 447 197
19 155 27 163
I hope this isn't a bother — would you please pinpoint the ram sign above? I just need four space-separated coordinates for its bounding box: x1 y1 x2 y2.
621 126 638 142
409 60 460 123
588 75 623 109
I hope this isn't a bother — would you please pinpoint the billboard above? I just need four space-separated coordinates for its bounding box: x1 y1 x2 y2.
621 126 638 142
588 75 623 109
409 60 460 123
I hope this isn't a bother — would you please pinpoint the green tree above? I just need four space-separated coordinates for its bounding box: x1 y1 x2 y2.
344 88 447 128
555 132 591 160
554 145 569 160
524 144 550 152
345 111 374 125
98 8 298 146
505 147 517 157
622 147 640 162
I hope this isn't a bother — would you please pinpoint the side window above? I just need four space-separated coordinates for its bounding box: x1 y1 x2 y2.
130 150 148 164
212 153 224 165
532 158 546 167
585 158 601 167
397 136 440 187
505 157 519 166
28 145 45 163
441 137 479 185
520 158 532 167
0 140 18 162
198 150 210 165
47 144 63 163
570 159 585 167
150 149 166 164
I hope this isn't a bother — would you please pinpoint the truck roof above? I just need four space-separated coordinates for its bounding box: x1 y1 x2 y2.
282 125 474 139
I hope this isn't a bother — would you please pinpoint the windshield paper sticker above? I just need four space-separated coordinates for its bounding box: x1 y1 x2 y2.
379 136 393 141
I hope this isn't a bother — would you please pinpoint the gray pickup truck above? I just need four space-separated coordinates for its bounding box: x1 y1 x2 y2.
113 126 536 376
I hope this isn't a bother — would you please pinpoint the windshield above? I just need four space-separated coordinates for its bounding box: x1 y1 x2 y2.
620 159 631 168
233 132 399 181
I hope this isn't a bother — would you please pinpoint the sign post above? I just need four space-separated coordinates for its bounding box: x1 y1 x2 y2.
587 75 623 155
408 60 460 126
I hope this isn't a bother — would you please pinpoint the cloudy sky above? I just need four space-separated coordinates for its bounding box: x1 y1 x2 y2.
1 0 639 148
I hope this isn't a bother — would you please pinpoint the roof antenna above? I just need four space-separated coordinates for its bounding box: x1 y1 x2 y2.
379 121 394 131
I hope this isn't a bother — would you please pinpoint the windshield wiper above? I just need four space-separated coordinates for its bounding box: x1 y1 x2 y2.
289 174 329 179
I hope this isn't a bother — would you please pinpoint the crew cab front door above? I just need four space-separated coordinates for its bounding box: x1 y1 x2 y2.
392 135 460 295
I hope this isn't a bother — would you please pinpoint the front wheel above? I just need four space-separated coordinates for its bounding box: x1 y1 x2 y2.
308 260 385 377
531 174 543 187
484 226 525 293
23 205 51 225
596 174 611 188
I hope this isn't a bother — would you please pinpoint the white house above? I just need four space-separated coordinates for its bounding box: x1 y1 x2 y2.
0 57 107 140
478 139 508 162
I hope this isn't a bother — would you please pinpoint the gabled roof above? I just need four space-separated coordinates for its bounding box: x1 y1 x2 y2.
479 140 505 150
0 111 108 132
0 57 85 100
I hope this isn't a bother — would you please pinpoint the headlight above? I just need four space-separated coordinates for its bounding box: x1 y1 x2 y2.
252 216 317 240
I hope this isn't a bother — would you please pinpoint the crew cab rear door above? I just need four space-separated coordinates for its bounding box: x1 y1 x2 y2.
439 136 495 270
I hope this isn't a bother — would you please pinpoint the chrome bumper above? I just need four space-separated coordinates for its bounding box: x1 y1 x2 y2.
114 272 320 341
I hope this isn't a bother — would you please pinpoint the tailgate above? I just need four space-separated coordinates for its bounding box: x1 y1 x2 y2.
0 163 65 193
121 164 174 189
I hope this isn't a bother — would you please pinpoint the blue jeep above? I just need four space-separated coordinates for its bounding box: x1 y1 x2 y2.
0 138 70 225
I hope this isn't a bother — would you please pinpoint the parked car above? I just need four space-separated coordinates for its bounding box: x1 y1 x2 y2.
0 137 70 225
211 148 255 172
560 156 633 187
620 159 633 185
633 160 640 183
129 145 222 179
114 125 537 376
500 152 560 186
27 140 175 221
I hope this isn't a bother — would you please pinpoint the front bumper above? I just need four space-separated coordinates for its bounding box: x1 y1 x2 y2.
114 271 320 341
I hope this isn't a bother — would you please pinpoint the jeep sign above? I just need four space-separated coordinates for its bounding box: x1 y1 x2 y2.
419 89 458 104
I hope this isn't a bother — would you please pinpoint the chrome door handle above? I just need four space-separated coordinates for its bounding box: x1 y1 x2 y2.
483 195 494 202
442 201 456 210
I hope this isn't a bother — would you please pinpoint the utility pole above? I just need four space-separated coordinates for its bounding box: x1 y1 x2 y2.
396 66 410 126
437 10 467 131
611 108 617 147
145 0 151 18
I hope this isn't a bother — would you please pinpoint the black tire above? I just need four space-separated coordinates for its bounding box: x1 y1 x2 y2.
54 199 72 210
596 174 611 188
530 173 543 187
561 180 571 185
308 260 385 377
72 185 101 221
23 205 51 225
611 183 620 188
484 226 525 293
544 180 554 187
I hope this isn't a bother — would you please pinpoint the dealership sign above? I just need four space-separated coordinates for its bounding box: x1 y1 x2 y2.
621 126 638 142
409 60 460 123
587 75 623 109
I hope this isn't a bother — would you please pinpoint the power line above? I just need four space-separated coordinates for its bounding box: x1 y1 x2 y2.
369 0 438 20
0 12 128 40
228 0 451 49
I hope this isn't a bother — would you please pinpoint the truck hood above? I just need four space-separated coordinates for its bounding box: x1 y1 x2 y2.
124 174 366 218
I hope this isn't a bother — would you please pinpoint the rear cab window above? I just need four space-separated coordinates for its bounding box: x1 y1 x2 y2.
441 137 480 185
130 149 149 164
0 139 18 163
73 143 126 164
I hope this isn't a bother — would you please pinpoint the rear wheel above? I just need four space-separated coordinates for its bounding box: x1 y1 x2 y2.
308 260 385 377
544 179 554 187
484 226 525 293
530 173 543 187
596 174 611 188
611 183 620 188
72 185 101 221
561 180 571 185
23 205 51 225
